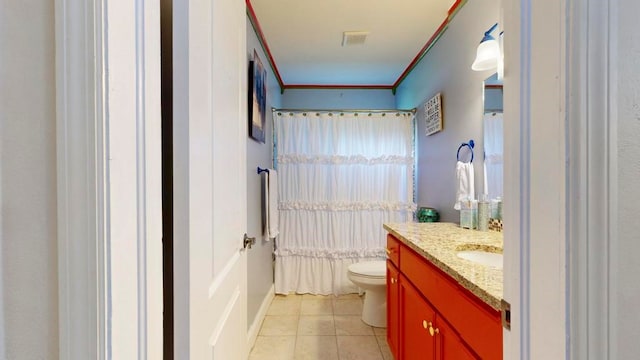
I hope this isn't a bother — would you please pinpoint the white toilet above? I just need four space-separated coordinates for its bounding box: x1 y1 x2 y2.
347 260 387 327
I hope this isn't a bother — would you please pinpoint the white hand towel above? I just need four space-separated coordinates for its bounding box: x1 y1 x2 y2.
454 161 475 210
265 169 279 239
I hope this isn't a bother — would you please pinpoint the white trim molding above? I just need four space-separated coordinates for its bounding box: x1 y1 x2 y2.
56 0 162 358
247 284 275 350
55 0 105 358
106 0 163 358
568 0 620 358
502 0 524 357
503 0 569 359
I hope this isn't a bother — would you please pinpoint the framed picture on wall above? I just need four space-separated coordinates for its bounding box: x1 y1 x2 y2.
423 92 443 136
248 49 267 143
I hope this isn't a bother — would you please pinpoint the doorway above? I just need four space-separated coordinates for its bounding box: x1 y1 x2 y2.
160 0 173 358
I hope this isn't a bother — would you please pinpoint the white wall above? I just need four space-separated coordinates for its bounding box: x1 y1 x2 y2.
246 18 281 331
395 0 500 222
282 89 396 109
614 1 640 355
0 0 59 358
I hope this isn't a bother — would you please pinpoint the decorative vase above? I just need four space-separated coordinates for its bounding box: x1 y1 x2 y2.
417 207 440 223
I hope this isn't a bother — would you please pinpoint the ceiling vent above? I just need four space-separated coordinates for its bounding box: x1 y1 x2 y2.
342 31 369 46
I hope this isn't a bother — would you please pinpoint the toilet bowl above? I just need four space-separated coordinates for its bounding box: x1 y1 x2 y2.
347 260 387 327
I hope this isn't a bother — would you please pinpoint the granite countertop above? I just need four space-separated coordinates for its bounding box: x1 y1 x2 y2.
383 222 503 311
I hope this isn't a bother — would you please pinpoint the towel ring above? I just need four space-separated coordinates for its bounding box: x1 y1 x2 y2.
456 140 475 163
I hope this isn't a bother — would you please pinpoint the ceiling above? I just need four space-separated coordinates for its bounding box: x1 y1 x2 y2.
248 0 460 89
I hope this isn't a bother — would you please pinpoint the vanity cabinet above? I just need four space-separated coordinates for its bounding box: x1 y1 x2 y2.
386 233 402 359
400 273 476 360
437 310 478 360
386 234 502 359
399 273 437 359
387 261 400 359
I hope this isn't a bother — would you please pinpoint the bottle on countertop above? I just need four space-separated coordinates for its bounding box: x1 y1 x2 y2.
460 198 478 229
478 194 489 231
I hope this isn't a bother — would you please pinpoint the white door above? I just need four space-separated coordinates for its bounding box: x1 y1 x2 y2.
173 0 249 358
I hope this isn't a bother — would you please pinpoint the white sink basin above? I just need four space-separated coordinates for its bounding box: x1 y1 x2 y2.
457 250 503 269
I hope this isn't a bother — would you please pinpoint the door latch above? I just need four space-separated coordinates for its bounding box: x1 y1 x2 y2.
501 299 511 330
243 233 256 249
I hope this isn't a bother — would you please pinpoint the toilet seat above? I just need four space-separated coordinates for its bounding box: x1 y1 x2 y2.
348 260 386 278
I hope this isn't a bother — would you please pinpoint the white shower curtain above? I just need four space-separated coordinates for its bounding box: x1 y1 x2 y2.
273 110 416 295
483 112 504 200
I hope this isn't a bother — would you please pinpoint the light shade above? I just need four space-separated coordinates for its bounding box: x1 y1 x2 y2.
472 38 500 71
472 23 500 72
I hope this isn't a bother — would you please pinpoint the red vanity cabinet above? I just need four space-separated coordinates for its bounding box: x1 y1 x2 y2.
399 273 437 360
386 234 401 265
436 312 477 360
386 233 502 359
386 234 401 359
387 261 401 359
399 273 476 360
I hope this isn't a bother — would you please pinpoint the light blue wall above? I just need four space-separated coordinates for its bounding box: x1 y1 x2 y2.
484 88 503 112
282 89 396 109
246 17 281 331
395 0 500 223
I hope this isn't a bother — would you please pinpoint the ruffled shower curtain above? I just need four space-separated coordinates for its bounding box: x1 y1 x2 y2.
273 110 416 295
483 112 504 199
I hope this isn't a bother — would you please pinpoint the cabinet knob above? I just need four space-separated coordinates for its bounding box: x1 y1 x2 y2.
434 328 440 335
429 326 434 336
422 320 428 329
390 278 396 284
385 248 392 255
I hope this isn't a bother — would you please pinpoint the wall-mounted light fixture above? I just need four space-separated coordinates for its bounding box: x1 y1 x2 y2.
472 23 500 72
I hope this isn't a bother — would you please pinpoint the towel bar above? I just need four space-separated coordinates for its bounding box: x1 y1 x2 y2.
457 139 475 163
257 166 270 174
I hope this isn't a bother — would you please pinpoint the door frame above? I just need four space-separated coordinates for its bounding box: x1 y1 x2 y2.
503 0 569 358
55 0 104 356
566 0 619 358
503 0 619 358
55 0 162 358
58 0 620 358
502 0 562 357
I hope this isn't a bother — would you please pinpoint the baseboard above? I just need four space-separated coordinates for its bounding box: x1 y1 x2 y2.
247 284 275 351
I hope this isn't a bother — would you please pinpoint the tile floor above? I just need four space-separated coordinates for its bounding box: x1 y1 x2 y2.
250 293 393 360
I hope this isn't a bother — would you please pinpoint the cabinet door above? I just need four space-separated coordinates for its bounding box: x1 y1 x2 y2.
435 316 478 360
386 234 401 266
387 261 400 359
400 275 436 360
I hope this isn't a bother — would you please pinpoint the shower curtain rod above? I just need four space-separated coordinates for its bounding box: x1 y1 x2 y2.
272 107 416 114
